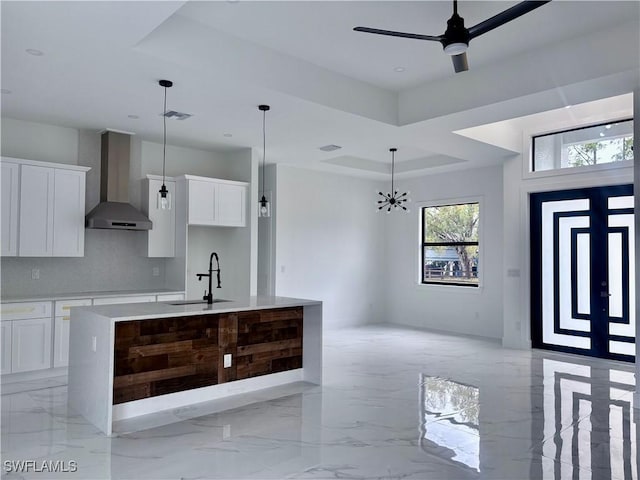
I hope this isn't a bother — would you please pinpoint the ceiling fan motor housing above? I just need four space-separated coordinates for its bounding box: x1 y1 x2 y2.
442 13 470 52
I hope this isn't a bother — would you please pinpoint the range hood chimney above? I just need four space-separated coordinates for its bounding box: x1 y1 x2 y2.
85 131 152 230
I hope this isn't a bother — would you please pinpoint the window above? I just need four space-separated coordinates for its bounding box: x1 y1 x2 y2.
532 119 633 172
422 202 479 287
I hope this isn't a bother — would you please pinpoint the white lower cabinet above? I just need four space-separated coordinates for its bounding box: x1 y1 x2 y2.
53 298 92 368
1 322 12 375
1 292 184 376
11 318 52 373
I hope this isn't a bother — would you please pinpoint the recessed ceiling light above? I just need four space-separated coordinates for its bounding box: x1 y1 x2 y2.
599 132 605 137
564 105 572 109
127 114 139 119
605 124 612 129
1 89 11 94
394 67 406 73
25 48 44 56
223 133 233 138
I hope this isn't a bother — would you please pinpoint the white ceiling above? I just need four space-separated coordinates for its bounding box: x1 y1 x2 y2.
1 1 638 179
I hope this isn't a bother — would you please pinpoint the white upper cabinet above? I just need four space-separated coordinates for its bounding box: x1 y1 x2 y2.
143 175 176 257
1 161 19 256
216 183 246 227
2 158 89 257
188 179 216 225
185 175 247 227
19 164 55 256
53 168 86 256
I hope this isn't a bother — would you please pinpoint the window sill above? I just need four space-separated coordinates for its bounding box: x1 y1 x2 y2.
415 281 484 294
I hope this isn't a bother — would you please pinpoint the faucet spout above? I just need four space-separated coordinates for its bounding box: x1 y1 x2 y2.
197 252 222 304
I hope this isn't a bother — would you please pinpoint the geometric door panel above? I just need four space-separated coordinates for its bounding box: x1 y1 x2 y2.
531 185 635 361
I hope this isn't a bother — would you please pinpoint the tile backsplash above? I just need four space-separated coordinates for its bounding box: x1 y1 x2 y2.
1 229 167 297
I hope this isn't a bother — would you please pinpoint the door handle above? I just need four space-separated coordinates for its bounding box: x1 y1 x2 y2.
600 291 611 297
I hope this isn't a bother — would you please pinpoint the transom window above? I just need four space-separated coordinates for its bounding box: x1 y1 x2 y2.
421 202 479 287
532 119 633 172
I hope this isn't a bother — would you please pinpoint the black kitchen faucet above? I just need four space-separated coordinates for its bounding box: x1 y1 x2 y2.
196 252 221 304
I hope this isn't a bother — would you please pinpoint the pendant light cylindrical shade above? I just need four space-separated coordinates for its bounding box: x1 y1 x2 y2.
158 79 173 210
258 104 271 218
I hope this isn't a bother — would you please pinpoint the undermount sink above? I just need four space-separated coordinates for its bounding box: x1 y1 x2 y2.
167 299 231 306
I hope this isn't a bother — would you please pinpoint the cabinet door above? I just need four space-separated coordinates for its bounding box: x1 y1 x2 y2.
53 169 86 257
1 162 19 257
53 316 70 368
53 298 91 367
188 180 215 225
146 178 176 257
11 318 52 373
1 322 12 374
216 183 246 227
19 165 54 256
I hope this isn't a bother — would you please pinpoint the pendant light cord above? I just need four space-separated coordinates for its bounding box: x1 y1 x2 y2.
262 109 266 196
391 149 395 194
162 85 167 185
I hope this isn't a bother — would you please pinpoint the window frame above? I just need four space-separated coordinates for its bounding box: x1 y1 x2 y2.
530 117 634 174
420 200 481 288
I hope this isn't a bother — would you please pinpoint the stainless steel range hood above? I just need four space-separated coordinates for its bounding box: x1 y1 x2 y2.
85 131 152 230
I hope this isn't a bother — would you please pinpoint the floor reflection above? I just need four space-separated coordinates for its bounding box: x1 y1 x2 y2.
535 357 638 480
419 375 481 473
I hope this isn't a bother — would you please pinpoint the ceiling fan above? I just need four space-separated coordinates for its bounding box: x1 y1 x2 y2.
354 0 551 73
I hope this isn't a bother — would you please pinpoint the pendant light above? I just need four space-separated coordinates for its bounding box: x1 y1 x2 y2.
258 104 271 218
158 79 173 210
377 148 410 213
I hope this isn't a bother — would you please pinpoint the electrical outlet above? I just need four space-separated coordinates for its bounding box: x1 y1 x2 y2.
31 268 40 280
223 354 232 368
91 336 97 352
152 267 160 277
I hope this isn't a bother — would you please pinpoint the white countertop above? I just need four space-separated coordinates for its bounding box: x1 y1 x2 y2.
1 289 185 303
73 296 321 322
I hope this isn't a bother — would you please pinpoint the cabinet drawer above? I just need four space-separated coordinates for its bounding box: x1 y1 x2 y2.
1 302 52 321
93 295 157 306
55 298 92 317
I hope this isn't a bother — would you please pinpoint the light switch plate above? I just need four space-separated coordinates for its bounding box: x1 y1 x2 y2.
223 354 232 368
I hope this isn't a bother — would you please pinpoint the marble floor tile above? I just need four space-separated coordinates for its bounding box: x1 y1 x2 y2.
1 324 638 479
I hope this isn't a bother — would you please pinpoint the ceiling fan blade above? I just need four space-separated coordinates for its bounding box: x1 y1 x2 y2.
451 52 469 73
354 27 442 42
468 1 551 40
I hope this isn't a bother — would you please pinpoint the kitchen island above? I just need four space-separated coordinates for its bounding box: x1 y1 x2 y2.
68 296 322 435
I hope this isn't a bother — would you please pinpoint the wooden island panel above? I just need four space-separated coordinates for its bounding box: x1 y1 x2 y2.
236 307 303 380
112 307 304 404
113 314 219 404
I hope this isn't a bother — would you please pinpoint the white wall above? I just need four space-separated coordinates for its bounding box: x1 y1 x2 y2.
273 165 385 330
1 118 78 165
384 166 504 340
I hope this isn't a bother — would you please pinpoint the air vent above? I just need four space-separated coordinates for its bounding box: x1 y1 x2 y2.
319 144 342 152
162 110 193 121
